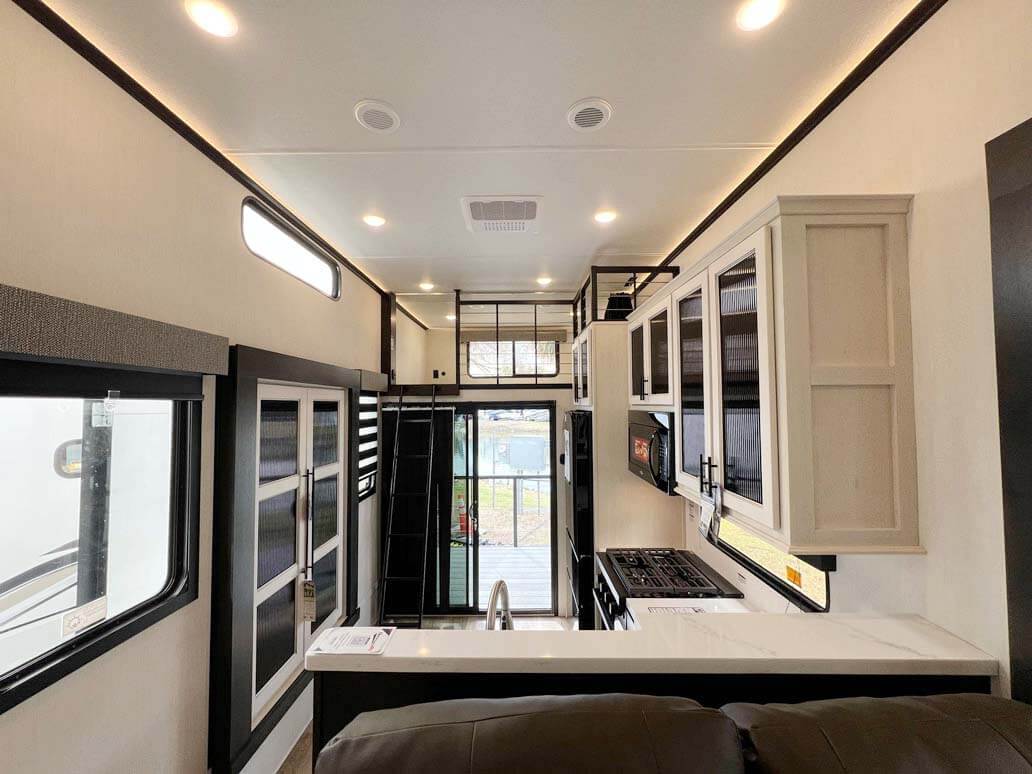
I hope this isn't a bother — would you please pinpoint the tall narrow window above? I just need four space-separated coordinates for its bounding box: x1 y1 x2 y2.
241 199 341 299
718 255 762 503
679 289 705 476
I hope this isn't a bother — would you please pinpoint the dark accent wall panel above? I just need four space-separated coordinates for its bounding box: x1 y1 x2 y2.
987 116 1032 703
0 283 228 375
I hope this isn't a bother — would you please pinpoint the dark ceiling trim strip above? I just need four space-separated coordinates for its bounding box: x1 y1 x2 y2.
10 0 403 308
398 303 429 331
655 0 950 272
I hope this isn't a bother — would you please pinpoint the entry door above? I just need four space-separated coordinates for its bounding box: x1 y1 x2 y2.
440 405 556 614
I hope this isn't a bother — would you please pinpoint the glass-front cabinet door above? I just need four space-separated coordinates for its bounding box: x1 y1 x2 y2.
252 383 347 728
708 227 779 531
646 304 673 404
628 323 646 403
673 276 711 494
579 338 589 404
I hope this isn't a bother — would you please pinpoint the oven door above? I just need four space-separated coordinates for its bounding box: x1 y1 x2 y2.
628 421 662 488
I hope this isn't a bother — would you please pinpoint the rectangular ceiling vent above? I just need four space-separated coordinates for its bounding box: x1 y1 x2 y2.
461 196 542 234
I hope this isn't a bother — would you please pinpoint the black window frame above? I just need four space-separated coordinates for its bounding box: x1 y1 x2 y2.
241 197 342 300
466 339 561 379
0 355 203 716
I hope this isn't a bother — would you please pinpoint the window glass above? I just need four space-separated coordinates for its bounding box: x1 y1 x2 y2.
469 341 559 378
242 200 340 299
649 309 670 394
0 397 174 679
716 519 828 610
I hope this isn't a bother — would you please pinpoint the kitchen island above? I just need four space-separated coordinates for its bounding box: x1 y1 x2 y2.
306 610 997 756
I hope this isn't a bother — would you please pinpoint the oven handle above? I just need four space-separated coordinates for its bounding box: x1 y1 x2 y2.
592 587 615 631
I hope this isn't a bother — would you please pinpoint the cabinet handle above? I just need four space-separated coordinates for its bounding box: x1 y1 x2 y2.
641 377 649 401
305 468 314 580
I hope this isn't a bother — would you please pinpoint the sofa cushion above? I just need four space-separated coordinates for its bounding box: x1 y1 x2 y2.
722 693 1032 773
316 693 745 774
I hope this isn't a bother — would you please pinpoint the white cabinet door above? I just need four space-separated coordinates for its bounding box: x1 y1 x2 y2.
708 227 780 531
644 299 674 404
252 383 347 727
627 321 647 404
252 384 308 726
306 388 346 643
672 273 713 495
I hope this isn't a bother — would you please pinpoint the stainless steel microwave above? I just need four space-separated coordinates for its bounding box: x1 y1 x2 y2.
627 411 677 495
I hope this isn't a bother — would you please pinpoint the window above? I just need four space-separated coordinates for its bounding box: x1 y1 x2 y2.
467 340 559 378
0 360 200 713
241 198 341 299
357 392 378 501
712 519 829 611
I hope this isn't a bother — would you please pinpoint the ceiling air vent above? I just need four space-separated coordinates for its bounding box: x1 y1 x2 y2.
354 99 400 134
461 196 542 234
567 98 612 132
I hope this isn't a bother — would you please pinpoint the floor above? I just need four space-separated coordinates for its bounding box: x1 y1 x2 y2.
277 724 312 774
448 544 553 611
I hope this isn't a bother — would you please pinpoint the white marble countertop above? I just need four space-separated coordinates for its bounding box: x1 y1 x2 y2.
305 610 997 676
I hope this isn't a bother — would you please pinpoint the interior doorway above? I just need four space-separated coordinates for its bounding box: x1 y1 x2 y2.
445 403 557 614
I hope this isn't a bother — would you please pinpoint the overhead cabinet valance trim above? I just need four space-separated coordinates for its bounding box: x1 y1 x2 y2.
0 283 229 375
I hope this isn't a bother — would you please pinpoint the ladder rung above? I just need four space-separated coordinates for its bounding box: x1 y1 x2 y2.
385 575 421 582
393 490 429 497
401 418 431 424
388 532 424 539
399 453 430 459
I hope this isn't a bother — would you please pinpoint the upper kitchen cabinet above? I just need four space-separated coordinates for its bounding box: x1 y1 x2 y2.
627 294 675 407
668 196 919 554
572 327 591 407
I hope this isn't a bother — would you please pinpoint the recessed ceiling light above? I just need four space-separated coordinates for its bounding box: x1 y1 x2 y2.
184 0 238 37
594 210 617 224
362 214 386 228
736 0 784 31
419 282 435 291
536 277 553 287
445 314 456 321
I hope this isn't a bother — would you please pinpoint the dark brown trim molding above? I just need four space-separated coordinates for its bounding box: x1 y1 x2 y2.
398 303 429 331
655 0 950 272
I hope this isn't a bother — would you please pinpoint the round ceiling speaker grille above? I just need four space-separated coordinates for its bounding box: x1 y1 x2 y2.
567 98 612 132
355 100 400 134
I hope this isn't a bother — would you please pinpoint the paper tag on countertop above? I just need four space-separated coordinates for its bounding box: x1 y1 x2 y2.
302 580 316 622
698 500 714 538
311 627 396 655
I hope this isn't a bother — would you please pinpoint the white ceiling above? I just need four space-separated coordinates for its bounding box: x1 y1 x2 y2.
48 0 918 311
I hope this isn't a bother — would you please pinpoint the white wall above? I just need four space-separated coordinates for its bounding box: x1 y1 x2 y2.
668 0 1030 692
425 329 457 383
394 312 428 384
0 2 383 770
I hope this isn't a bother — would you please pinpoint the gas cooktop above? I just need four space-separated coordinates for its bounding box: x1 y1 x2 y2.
602 548 742 599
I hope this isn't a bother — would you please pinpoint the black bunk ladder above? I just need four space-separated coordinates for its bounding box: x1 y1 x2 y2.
378 385 437 628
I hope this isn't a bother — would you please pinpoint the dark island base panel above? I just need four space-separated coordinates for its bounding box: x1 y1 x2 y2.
312 671 991 756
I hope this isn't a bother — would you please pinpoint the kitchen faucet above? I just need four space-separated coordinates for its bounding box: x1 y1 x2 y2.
484 580 515 630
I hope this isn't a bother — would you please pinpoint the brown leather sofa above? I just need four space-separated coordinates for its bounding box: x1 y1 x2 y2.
315 692 1032 773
